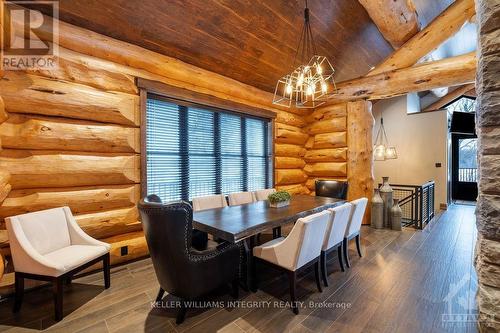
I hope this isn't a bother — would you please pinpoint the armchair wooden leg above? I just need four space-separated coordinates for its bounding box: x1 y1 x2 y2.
337 246 345 272
288 271 298 315
103 253 111 289
343 238 351 268
314 261 322 293
320 251 328 287
176 301 187 324
53 277 63 321
156 288 165 303
355 234 363 258
13 273 24 313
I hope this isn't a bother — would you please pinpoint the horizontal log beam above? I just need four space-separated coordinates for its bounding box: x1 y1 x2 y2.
275 184 309 195
0 97 7 124
0 185 140 219
423 83 475 112
0 114 140 153
305 117 346 135
274 144 306 157
30 53 138 94
369 0 476 75
275 123 309 145
274 157 306 169
313 132 347 149
275 169 308 185
0 150 140 189
275 111 307 128
75 207 141 240
0 184 11 205
328 53 476 102
304 148 348 163
305 103 346 123
0 72 140 126
358 0 419 48
304 163 347 177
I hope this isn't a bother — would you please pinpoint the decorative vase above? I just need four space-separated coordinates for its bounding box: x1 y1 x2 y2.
269 200 290 208
379 177 393 229
371 188 384 229
391 198 403 231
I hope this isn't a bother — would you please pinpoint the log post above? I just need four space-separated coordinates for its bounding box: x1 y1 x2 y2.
347 101 374 225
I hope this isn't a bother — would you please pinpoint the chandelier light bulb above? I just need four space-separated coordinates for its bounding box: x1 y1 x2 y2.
321 81 327 93
316 63 322 74
285 84 292 95
306 85 313 96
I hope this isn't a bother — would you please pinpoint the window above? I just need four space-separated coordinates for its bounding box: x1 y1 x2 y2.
146 95 273 202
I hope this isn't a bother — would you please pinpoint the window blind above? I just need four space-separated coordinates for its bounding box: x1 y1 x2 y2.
146 95 273 202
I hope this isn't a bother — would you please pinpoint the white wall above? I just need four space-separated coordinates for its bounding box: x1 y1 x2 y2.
372 96 448 211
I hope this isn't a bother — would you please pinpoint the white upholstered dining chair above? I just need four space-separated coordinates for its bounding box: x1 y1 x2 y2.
5 207 111 321
227 191 254 206
343 197 368 268
252 210 330 314
192 194 228 211
320 203 352 286
252 188 276 201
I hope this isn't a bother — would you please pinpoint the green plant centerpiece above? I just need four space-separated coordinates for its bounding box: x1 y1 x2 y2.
268 190 292 208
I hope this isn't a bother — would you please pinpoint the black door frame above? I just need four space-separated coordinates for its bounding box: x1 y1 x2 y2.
451 133 478 201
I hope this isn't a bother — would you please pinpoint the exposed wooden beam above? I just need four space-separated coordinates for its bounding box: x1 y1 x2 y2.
358 0 420 48
422 83 475 112
327 52 476 103
368 0 475 76
464 87 477 98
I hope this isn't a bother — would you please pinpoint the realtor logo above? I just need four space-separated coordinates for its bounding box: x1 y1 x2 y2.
1 0 58 70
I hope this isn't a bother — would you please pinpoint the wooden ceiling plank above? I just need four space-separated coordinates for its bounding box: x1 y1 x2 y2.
422 83 475 112
358 0 420 48
327 52 476 103
368 0 475 75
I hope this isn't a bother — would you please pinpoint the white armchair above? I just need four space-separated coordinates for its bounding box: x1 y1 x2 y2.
252 210 330 314
320 203 352 286
5 206 111 321
343 198 368 268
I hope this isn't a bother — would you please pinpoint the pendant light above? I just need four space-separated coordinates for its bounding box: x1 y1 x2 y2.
273 0 336 108
374 116 397 161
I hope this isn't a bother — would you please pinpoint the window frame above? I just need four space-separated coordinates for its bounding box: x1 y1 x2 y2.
140 87 275 201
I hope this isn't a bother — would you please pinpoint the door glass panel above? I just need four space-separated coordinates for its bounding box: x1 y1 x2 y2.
458 138 477 182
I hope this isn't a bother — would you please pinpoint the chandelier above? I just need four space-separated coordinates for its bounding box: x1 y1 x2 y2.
273 0 336 108
373 117 398 161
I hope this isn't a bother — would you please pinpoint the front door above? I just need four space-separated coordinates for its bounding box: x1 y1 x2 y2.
451 134 478 201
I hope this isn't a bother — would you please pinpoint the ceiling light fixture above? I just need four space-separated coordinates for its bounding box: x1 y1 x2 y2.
374 116 398 161
273 0 336 109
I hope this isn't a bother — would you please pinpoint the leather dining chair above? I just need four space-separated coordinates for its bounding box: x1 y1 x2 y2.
138 197 240 324
228 192 255 206
343 198 368 268
252 210 330 314
315 180 348 200
320 203 352 286
144 195 208 251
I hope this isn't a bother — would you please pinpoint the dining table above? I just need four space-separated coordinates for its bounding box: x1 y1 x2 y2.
193 194 345 290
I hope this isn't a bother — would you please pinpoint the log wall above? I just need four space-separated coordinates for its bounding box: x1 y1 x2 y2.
0 14 311 277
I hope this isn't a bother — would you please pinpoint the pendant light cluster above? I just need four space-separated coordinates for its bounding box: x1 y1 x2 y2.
273 0 336 109
374 117 398 161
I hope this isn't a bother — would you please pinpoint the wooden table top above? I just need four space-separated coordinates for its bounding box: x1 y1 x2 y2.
193 195 344 243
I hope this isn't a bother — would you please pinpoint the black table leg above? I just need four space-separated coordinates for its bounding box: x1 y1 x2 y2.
242 236 256 292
